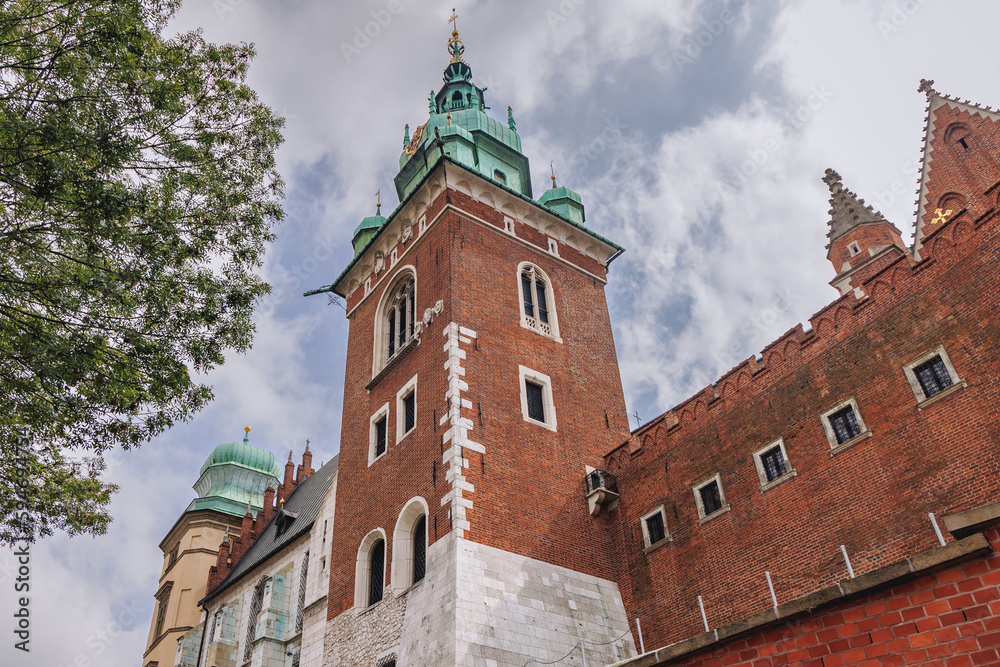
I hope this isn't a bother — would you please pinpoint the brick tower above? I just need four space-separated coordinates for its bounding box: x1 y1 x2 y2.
308 23 637 667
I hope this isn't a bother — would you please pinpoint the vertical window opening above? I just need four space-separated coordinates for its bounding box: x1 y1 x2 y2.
413 516 427 584
522 273 534 317
760 447 787 483
535 280 549 323
375 417 387 457
368 540 385 606
699 481 722 516
645 512 666 545
829 406 861 444
404 392 415 433
525 380 545 422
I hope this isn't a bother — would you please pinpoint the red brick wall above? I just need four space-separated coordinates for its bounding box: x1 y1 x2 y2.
665 527 1000 666
326 178 631 618
828 221 905 274
605 102 1000 650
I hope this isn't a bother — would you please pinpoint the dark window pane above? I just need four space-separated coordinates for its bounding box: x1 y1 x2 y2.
829 406 861 445
645 512 666 545
761 446 787 483
525 381 545 422
522 273 534 317
413 516 426 583
404 393 415 433
368 540 385 606
387 310 396 357
409 290 415 337
700 481 722 516
375 417 387 457
398 302 407 347
914 356 953 398
535 280 549 324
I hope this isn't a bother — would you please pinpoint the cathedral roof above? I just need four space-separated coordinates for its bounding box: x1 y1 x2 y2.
202 456 339 602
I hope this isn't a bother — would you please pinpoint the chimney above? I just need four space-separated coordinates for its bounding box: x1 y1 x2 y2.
262 486 277 525
278 450 296 504
297 440 314 483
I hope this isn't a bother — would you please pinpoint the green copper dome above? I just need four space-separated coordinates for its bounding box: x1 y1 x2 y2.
187 430 281 518
395 29 531 202
352 207 387 257
538 182 586 226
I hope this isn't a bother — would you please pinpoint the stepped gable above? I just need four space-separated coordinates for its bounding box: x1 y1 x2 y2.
204 452 334 599
913 79 1000 255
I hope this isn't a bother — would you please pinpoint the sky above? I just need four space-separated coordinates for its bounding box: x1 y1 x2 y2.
4 1 1000 665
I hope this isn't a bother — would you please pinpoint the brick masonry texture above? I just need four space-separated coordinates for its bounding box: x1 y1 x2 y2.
604 99 1000 655
650 527 1000 667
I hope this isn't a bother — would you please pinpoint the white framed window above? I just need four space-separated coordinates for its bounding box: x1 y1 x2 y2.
640 506 670 549
396 374 418 443
903 345 965 408
503 216 516 235
848 241 862 256
369 402 390 465
390 247 398 268
547 238 559 255
517 262 560 340
391 497 429 595
373 268 417 375
418 215 427 236
364 277 372 296
693 474 730 524
752 439 796 491
518 365 557 432
821 397 872 455
354 529 387 610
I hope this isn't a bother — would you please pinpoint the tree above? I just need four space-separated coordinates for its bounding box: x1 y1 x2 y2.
0 0 284 545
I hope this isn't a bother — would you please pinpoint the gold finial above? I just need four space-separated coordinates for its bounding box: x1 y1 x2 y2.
244 425 251 432
447 9 465 63
376 188 381 215
243 425 250 443
550 161 557 188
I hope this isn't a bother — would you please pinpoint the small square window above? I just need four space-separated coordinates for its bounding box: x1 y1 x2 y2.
547 238 559 255
494 169 507 184
693 475 730 523
848 241 862 256
503 216 516 235
640 506 670 549
820 398 871 454
518 366 556 431
903 346 964 408
752 439 796 491
396 374 418 443
829 406 860 445
369 403 390 465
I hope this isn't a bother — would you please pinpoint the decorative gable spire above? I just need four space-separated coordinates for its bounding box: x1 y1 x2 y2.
823 168 886 241
918 78 937 97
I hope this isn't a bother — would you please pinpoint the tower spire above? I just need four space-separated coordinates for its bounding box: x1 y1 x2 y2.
447 9 465 63
823 168 885 242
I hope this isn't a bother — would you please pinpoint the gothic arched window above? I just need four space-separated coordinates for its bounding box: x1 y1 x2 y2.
375 270 417 374
518 263 559 340
355 529 387 609
391 498 429 595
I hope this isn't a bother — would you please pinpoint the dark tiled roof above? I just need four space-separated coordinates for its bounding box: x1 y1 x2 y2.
203 456 338 602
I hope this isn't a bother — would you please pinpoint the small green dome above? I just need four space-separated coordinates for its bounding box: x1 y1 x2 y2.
539 184 586 226
352 211 387 257
199 440 281 478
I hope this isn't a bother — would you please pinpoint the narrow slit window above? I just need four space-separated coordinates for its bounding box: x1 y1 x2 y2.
375 417 387 457
535 280 549 324
914 356 953 398
368 540 385 606
829 406 861 445
525 380 545 422
522 273 534 317
413 516 426 584
404 392 415 433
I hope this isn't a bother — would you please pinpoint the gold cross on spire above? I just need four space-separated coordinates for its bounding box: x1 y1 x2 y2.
447 8 465 63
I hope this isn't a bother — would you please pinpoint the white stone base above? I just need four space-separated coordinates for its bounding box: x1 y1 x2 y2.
326 532 635 666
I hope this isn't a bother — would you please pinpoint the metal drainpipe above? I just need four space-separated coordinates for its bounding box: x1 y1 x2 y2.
193 603 208 667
